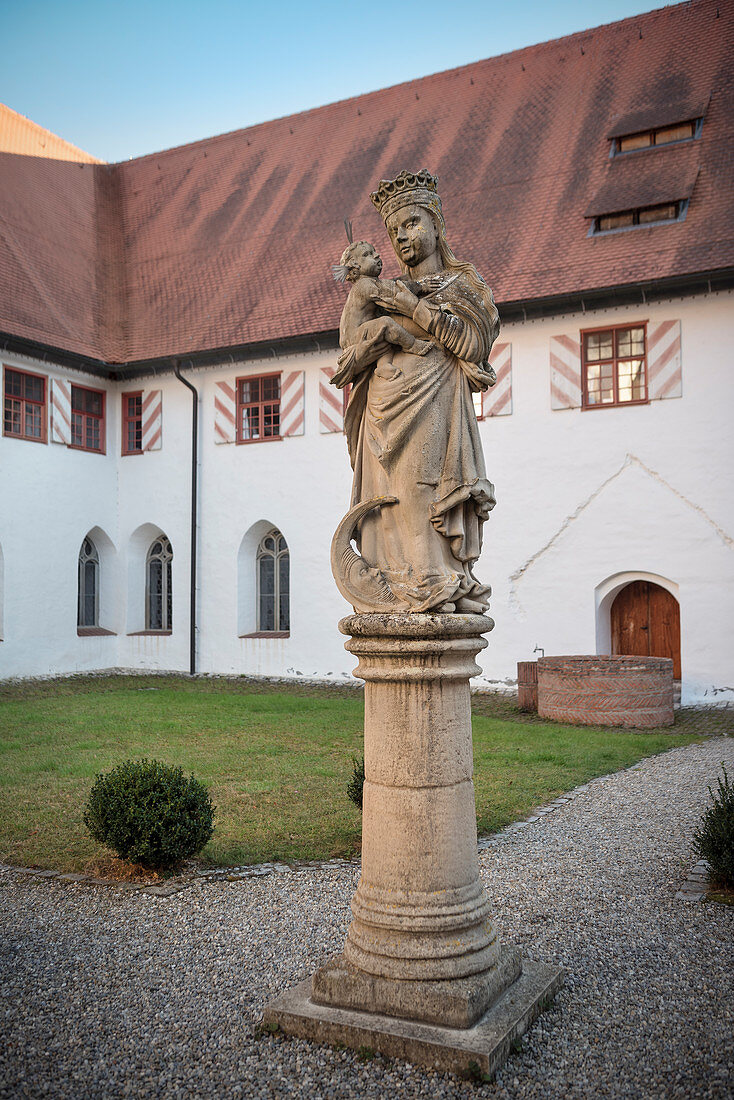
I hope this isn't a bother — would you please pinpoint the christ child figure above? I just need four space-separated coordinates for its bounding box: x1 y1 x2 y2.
331 240 432 388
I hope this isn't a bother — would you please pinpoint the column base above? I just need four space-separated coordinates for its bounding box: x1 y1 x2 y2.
262 954 563 1081
313 945 521 1029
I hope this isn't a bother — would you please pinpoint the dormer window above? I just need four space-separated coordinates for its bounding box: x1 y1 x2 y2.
614 118 701 154
593 200 687 235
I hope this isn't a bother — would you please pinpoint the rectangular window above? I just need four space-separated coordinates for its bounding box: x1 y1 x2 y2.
122 391 143 455
3 367 47 443
615 119 698 154
71 384 105 453
236 373 280 443
582 324 647 409
594 202 682 234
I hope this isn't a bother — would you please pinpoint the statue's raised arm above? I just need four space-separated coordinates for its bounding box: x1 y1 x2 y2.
330 170 499 616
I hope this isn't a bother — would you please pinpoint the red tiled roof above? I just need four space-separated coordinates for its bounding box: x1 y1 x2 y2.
0 103 102 163
584 144 700 216
0 0 732 366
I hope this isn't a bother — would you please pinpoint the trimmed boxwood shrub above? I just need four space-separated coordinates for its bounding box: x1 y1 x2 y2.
693 764 734 887
84 758 214 869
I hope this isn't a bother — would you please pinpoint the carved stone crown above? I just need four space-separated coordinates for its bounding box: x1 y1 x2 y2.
370 169 443 225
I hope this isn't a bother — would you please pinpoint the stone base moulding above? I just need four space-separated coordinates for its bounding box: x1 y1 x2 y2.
312 945 522 1029
263 957 564 1079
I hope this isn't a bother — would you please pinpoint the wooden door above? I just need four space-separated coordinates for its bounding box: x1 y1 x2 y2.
611 581 681 679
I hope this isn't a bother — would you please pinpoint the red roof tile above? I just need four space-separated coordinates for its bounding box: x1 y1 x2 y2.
0 0 732 366
584 144 700 216
0 103 102 163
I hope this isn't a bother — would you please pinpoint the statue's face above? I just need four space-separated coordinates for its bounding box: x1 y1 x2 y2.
354 243 382 277
385 204 439 268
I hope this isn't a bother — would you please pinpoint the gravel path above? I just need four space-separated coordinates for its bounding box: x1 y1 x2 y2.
1 738 732 1100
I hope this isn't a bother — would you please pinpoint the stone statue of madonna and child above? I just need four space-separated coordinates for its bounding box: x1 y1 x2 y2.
265 176 562 1063
330 169 500 616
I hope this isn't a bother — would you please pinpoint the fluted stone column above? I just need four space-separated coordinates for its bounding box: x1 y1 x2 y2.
312 612 521 1028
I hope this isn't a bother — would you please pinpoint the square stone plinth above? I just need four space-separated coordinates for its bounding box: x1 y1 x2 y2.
312 947 522 1028
262 957 563 1080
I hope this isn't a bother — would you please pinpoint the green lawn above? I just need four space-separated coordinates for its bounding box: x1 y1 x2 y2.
0 675 713 873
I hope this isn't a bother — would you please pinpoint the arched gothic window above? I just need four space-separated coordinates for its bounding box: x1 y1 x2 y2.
257 529 289 632
77 537 99 627
146 536 173 631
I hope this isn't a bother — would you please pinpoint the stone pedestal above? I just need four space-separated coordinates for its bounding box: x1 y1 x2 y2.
264 613 563 1076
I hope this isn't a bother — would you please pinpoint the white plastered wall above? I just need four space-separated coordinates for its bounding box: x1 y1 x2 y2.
1 290 732 702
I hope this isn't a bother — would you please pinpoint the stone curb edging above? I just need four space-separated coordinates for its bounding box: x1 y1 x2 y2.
675 859 711 901
0 743 711 897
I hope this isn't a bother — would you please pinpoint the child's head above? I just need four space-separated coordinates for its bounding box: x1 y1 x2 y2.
339 241 383 281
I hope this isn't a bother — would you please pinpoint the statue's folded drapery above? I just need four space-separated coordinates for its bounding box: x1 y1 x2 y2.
343 270 498 612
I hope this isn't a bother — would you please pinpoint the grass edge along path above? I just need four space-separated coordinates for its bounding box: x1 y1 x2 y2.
0 674 721 875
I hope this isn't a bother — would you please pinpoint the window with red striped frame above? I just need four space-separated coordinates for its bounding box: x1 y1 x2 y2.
71 384 105 452
122 391 143 455
581 323 648 409
3 367 47 443
236 373 281 443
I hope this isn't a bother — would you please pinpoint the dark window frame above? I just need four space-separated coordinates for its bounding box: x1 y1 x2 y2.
70 383 106 454
77 537 99 628
122 391 144 456
589 200 688 237
256 529 290 633
611 118 702 157
581 322 649 411
145 535 173 633
3 366 47 444
236 372 281 444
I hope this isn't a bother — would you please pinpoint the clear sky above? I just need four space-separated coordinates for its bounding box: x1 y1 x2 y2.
2 0 672 163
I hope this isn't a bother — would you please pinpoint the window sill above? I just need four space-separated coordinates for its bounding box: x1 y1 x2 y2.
235 436 283 445
239 631 290 639
3 431 47 444
581 398 649 411
128 630 173 636
77 627 116 637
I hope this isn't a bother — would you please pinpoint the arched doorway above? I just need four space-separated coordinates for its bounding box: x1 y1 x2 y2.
611 580 681 678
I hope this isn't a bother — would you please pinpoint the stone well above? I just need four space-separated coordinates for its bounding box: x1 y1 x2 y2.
537 655 674 728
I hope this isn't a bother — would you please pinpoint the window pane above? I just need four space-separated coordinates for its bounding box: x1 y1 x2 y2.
263 402 279 437
5 398 21 434
618 359 645 402
26 403 43 438
82 560 97 625
165 561 172 630
259 556 275 631
654 122 694 145
239 378 260 404
586 363 614 405
279 554 290 631
87 417 101 450
638 203 677 224
598 212 635 231
27 375 44 401
241 407 260 440
618 131 651 152
5 370 22 397
585 332 613 362
616 327 645 357
127 420 141 451
148 560 163 629
262 376 280 401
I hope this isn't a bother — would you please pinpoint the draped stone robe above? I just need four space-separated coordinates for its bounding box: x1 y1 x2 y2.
340 269 499 613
